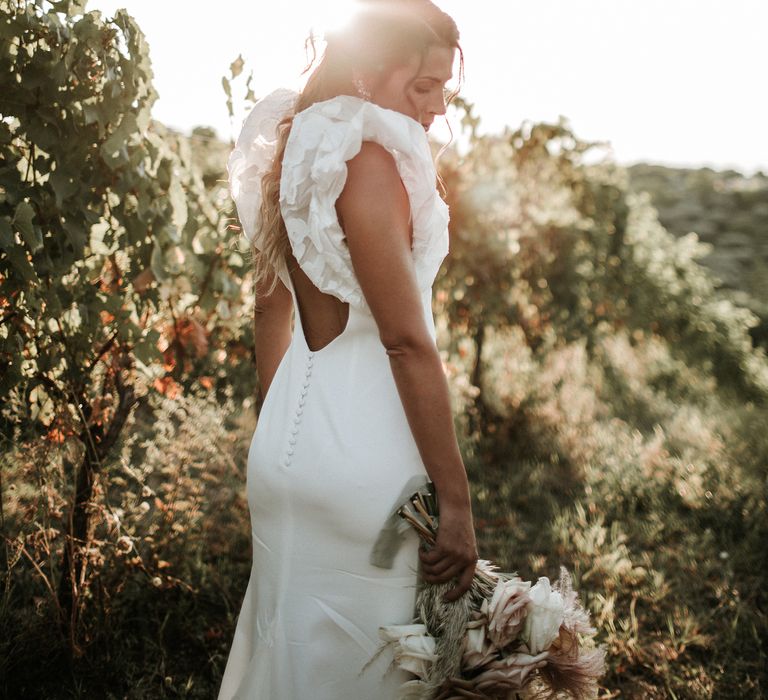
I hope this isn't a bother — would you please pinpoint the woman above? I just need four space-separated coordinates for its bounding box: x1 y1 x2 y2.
219 1 477 697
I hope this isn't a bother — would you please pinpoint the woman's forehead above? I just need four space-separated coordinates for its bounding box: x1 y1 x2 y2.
417 45 455 82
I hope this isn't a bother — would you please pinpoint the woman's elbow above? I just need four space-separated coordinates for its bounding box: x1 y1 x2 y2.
380 329 436 359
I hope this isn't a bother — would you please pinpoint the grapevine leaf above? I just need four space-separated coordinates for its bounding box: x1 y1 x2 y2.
13 201 43 253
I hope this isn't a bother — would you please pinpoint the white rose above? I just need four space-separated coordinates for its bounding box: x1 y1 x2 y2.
463 619 497 670
379 624 429 643
520 577 565 654
465 623 487 656
379 624 437 680
487 576 531 648
395 632 437 679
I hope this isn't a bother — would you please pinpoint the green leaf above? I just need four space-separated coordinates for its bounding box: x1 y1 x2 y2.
2 242 39 284
0 217 13 249
50 167 79 207
133 333 162 365
13 201 42 253
136 104 151 133
82 103 106 139
0 359 22 399
62 218 87 253
49 0 89 17
150 241 168 281
168 178 188 230
101 112 139 166
46 289 64 317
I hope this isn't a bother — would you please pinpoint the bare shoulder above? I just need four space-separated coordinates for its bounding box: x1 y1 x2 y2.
338 141 409 216
347 140 397 175
336 140 425 345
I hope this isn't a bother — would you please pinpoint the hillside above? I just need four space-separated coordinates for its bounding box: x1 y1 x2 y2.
626 164 768 346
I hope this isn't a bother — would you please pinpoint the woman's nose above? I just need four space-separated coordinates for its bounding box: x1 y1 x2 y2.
431 90 447 116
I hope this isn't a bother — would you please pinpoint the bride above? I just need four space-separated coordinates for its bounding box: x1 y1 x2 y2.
220 1 477 697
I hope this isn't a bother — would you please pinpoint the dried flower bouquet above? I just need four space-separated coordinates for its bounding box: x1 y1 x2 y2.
378 487 606 699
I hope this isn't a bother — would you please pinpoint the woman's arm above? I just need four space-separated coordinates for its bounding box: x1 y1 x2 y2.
336 141 478 602
253 270 293 400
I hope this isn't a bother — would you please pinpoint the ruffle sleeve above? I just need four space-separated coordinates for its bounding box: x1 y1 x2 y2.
227 88 299 287
279 95 449 309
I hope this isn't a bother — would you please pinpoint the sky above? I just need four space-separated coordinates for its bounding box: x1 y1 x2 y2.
87 0 767 175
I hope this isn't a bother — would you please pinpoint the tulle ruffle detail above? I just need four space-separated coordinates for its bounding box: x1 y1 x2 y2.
227 88 299 288
279 95 449 309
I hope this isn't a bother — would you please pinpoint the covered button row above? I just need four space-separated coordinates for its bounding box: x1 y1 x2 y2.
283 351 314 467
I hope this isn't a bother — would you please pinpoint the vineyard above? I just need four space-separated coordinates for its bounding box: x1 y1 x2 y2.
1 2 767 698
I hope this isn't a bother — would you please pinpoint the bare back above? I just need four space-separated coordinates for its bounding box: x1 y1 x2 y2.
285 201 413 353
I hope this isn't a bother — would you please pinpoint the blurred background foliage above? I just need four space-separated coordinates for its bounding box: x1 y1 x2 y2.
1 1 766 698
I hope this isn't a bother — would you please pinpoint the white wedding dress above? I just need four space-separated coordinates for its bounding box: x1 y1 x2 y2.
218 89 450 700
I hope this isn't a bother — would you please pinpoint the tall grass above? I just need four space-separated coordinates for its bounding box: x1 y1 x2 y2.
1 385 254 698
458 326 767 698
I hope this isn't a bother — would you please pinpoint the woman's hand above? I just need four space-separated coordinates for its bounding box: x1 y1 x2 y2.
418 502 478 602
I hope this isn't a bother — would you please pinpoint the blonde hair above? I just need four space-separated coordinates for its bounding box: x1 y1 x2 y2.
253 0 463 295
